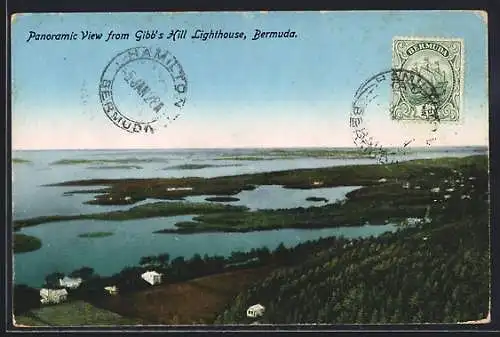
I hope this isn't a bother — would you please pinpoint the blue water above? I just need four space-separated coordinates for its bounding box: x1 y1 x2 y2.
185 185 363 210
11 147 486 287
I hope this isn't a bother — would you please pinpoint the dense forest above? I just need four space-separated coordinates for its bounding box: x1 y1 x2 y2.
214 160 490 324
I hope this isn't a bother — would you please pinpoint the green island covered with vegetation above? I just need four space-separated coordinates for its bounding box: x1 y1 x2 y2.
78 231 114 238
205 196 240 202
14 233 42 253
13 158 32 164
215 148 406 161
88 165 143 170
163 163 241 170
50 158 168 165
306 196 329 202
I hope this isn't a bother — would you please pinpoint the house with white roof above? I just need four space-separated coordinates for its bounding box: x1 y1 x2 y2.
166 187 193 191
104 285 119 295
40 288 68 304
59 276 83 289
405 218 424 226
141 270 163 285
247 304 265 318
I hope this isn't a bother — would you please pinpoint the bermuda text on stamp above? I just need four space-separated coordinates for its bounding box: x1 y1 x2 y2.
391 37 464 122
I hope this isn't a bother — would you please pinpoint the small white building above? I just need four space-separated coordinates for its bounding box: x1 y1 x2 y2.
40 288 68 304
461 194 471 200
59 276 83 289
247 304 265 318
402 182 411 189
104 285 119 295
166 187 193 191
430 187 440 193
446 188 455 192
124 196 132 201
312 181 324 186
444 194 451 200
378 178 387 183
405 218 424 226
141 270 163 285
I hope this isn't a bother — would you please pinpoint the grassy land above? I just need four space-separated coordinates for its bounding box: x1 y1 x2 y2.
78 231 114 238
13 158 32 164
15 155 487 234
14 300 142 326
215 209 490 324
14 234 42 253
91 267 274 325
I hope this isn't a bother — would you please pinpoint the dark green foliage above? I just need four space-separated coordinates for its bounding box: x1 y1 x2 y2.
214 164 490 324
14 233 42 253
14 284 41 315
69 267 95 280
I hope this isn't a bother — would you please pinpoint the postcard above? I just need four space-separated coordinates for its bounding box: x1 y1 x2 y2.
10 11 490 327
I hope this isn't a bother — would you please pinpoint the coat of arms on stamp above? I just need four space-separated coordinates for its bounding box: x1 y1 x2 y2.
391 37 464 122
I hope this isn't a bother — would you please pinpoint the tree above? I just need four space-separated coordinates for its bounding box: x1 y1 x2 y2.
44 271 65 288
70 266 95 280
139 255 154 266
157 253 170 266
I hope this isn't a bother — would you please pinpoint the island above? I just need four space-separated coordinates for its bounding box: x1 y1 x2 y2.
88 165 143 170
78 231 114 238
205 196 240 202
215 148 408 161
50 158 168 165
13 158 32 164
306 197 329 202
163 164 242 170
14 233 42 253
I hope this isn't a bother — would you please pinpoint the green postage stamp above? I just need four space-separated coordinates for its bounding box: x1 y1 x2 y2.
391 37 464 122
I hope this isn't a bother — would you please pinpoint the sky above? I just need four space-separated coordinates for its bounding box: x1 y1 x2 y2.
11 11 488 149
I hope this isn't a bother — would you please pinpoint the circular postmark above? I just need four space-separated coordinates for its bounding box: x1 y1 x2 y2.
350 68 441 164
99 46 188 134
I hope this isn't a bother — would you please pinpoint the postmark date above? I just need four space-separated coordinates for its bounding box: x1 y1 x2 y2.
122 69 165 114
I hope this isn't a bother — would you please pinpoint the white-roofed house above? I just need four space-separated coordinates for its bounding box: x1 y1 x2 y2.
59 276 83 289
40 288 68 304
104 285 119 295
247 304 265 318
141 270 163 285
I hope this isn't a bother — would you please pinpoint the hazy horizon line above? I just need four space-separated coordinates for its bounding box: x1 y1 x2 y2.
12 145 489 152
